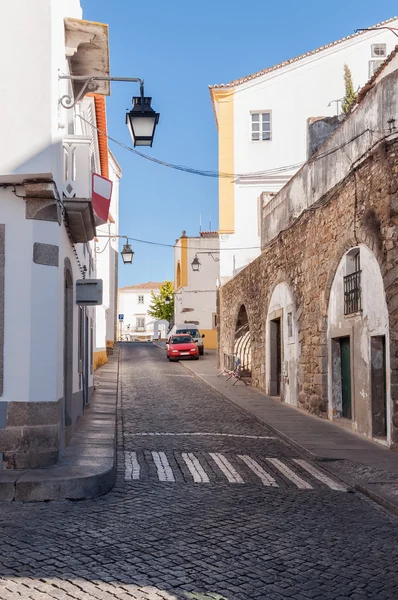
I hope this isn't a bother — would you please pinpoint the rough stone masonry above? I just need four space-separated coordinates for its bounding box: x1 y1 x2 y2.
218 136 398 445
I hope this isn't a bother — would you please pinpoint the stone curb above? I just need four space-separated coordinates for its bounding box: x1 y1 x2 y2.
0 351 119 503
180 358 398 516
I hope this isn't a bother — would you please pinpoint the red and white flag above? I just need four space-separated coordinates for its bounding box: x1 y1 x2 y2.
92 173 113 223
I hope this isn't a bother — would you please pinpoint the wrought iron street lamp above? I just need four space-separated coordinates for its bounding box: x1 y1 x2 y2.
191 256 201 272
165 296 171 305
191 252 220 272
126 96 160 147
121 243 134 265
95 235 134 265
59 75 160 146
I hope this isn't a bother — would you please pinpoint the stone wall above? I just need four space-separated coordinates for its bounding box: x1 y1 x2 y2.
219 137 398 444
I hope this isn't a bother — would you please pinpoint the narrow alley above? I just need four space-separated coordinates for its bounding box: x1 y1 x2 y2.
1 344 398 600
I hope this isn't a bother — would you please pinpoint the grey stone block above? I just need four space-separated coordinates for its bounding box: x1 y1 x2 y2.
33 242 59 267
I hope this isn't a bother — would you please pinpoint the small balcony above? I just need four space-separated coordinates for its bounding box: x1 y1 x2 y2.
344 271 362 315
62 136 96 243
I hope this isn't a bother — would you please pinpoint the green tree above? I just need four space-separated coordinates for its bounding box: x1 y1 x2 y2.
342 64 357 115
148 281 174 323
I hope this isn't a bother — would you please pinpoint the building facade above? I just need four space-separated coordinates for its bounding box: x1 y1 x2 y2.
0 1 120 469
209 17 398 284
174 231 219 349
218 53 398 447
118 282 164 341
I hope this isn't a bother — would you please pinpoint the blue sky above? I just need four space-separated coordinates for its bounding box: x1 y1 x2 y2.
81 0 397 287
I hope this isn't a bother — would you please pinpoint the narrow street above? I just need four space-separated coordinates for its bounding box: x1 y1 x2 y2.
1 343 398 600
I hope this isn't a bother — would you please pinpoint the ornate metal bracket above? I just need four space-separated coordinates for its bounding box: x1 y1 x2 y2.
195 251 220 262
95 234 129 254
59 75 145 109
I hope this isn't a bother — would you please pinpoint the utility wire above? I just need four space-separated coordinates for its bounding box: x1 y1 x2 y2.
77 113 373 181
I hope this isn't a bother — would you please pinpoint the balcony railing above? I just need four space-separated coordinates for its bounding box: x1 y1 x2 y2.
344 270 362 315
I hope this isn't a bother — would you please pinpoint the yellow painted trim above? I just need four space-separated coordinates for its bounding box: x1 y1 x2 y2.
215 89 235 234
94 350 108 370
106 340 114 348
176 261 181 289
180 237 188 287
201 329 218 349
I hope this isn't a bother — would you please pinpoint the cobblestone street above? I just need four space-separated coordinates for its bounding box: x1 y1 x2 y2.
1 343 398 599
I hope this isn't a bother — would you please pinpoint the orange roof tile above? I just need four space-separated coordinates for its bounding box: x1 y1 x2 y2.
87 93 109 179
119 282 164 291
209 17 398 91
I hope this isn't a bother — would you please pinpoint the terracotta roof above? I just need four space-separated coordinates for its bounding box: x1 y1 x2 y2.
87 93 109 179
119 282 164 291
355 44 398 104
209 17 398 92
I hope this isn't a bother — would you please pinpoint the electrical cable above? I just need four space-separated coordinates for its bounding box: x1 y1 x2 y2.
77 114 375 182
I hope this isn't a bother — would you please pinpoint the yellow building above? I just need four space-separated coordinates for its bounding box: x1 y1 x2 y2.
174 231 219 350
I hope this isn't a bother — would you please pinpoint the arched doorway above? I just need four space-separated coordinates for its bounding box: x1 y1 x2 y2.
153 319 169 340
327 245 390 444
64 258 74 449
265 282 298 405
234 305 251 371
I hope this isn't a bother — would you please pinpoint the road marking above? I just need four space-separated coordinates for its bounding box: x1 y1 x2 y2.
124 451 140 480
209 453 244 483
266 458 313 489
238 455 279 487
151 451 175 482
182 453 210 483
129 432 275 440
292 459 348 491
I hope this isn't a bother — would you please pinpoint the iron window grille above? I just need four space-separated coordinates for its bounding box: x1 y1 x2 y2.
344 270 362 315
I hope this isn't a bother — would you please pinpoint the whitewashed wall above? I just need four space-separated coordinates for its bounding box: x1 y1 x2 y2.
220 24 398 280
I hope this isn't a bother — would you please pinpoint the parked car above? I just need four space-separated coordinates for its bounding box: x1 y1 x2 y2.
166 334 199 361
167 323 205 355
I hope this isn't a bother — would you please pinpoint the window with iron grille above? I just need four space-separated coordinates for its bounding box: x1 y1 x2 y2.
138 295 144 304
344 270 362 315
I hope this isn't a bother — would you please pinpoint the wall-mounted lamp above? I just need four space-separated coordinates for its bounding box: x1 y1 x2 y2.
191 252 220 272
59 75 160 147
95 235 134 265
165 296 171 305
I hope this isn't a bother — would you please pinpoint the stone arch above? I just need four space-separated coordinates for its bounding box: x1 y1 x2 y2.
63 257 74 449
176 262 181 289
233 304 252 371
265 281 299 405
153 319 169 340
327 243 391 444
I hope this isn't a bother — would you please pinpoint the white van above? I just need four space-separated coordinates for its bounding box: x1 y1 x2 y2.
167 323 205 355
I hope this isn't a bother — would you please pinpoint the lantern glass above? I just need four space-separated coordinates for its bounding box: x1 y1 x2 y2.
121 243 134 265
191 256 200 272
126 97 160 147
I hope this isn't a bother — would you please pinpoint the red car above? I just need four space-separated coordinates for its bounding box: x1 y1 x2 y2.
166 334 199 361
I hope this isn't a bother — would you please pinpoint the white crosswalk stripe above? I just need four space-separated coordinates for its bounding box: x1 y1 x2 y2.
182 453 210 483
152 451 175 482
124 451 140 480
292 459 348 491
238 455 278 487
209 452 244 483
266 458 313 489
124 451 345 491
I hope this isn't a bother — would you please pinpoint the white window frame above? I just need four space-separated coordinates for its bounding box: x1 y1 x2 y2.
368 59 384 78
371 44 387 58
138 295 144 304
250 111 272 142
136 317 145 329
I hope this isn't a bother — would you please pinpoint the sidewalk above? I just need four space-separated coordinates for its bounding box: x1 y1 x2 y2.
0 350 118 502
182 349 398 514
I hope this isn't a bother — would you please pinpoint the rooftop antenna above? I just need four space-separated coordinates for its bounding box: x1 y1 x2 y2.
199 213 202 234
209 212 212 232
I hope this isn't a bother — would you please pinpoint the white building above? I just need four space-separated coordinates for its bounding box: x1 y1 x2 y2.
209 16 398 284
118 282 165 341
0 1 120 469
174 231 219 349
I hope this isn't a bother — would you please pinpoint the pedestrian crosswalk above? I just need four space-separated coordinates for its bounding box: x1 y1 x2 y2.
124 451 347 491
